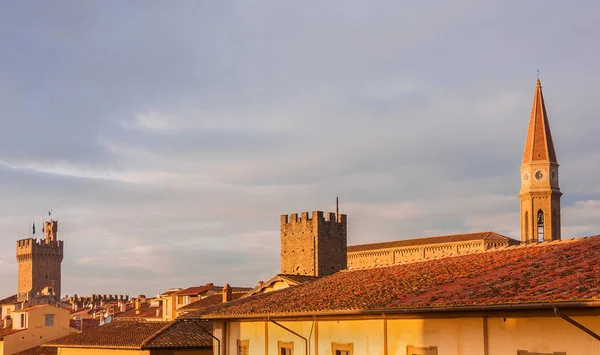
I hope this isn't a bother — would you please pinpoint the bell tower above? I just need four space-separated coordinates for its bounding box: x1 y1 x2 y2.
519 78 562 243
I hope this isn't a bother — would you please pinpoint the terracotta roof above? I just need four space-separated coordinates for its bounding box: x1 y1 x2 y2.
13 346 57 355
178 293 246 312
278 274 320 284
0 327 24 339
522 78 557 164
45 319 212 350
191 236 600 318
143 319 212 349
0 294 17 305
176 285 215 296
347 231 518 253
13 304 51 313
69 318 100 331
115 303 162 319
45 320 170 348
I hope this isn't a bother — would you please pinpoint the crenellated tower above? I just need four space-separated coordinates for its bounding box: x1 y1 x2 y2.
280 211 347 276
16 220 64 303
519 79 562 243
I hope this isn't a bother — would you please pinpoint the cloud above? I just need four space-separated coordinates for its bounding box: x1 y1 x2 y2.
0 0 599 296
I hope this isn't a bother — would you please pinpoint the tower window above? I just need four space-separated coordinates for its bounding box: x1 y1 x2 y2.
537 210 544 242
524 211 529 242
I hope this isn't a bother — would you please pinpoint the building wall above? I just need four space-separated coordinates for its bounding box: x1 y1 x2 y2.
58 348 150 355
217 314 600 355
347 240 513 270
280 211 346 277
4 305 75 354
150 349 212 355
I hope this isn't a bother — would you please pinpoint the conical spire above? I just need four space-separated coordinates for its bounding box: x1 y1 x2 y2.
522 79 558 164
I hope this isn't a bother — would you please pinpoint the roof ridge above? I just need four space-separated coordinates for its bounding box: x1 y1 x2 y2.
139 321 176 348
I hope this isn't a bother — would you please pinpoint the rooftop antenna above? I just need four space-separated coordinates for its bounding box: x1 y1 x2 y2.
336 195 339 218
537 68 540 80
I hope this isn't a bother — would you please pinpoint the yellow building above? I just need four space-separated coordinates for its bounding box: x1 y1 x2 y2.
188 236 600 355
0 304 75 355
44 319 213 355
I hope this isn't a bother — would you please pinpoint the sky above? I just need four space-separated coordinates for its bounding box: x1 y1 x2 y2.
0 1 599 297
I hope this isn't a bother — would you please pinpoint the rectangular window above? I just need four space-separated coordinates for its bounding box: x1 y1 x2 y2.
44 314 54 327
278 341 293 355
238 339 249 355
517 351 566 355
332 342 353 355
20 313 26 328
407 345 438 355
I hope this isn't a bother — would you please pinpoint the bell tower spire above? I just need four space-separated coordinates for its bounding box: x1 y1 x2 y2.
519 78 562 243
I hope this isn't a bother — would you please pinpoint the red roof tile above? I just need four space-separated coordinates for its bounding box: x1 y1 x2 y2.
176 285 215 296
348 231 518 253
45 319 212 350
0 294 17 305
13 346 57 355
178 293 245 312
114 303 162 319
45 320 170 348
0 327 24 339
192 236 600 318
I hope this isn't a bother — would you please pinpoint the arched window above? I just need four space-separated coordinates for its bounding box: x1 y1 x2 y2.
525 211 529 242
537 210 544 242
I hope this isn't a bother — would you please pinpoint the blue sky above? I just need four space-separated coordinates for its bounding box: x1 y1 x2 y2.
0 1 599 297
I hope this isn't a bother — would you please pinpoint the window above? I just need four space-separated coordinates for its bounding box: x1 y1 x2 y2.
20 313 27 328
238 339 249 355
525 211 529 241
407 345 438 355
44 314 54 327
537 210 544 241
517 351 566 355
332 342 353 355
278 341 293 355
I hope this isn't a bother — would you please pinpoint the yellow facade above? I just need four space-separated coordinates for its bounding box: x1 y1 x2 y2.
57 348 211 355
213 313 600 355
2 304 75 354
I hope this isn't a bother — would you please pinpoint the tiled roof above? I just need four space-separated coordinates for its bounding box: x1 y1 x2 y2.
0 294 17 305
193 236 600 318
14 346 57 355
178 293 245 312
69 318 100 331
45 320 170 348
0 327 24 339
176 285 215 296
143 319 212 349
115 303 162 319
278 274 320 284
347 231 518 253
13 304 50 313
45 319 212 350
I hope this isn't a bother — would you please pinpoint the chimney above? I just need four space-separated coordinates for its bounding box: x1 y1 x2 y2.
257 281 264 287
135 298 141 315
3 316 12 329
119 301 126 313
222 283 232 303
156 309 160 317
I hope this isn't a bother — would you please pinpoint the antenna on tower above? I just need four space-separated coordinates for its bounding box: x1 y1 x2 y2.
336 195 339 218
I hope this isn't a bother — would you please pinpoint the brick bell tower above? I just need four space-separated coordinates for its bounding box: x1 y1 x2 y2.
519 78 562 243
16 220 64 303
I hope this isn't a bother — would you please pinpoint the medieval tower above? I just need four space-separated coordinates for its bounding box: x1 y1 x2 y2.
16 220 64 303
280 211 347 276
519 79 562 243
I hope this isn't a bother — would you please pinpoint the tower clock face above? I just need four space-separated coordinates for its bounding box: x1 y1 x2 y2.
521 172 529 183
534 169 547 182
551 170 558 181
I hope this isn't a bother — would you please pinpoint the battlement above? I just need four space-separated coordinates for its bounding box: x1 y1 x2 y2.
281 211 346 225
16 238 64 259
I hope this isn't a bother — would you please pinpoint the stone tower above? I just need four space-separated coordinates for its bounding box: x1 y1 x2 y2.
280 211 347 276
519 79 562 243
16 220 64 302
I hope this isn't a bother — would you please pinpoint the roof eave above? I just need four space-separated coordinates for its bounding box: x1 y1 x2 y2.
197 300 600 320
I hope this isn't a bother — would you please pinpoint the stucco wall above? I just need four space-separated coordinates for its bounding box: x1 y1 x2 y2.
58 348 150 355
219 314 600 355
4 305 75 354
